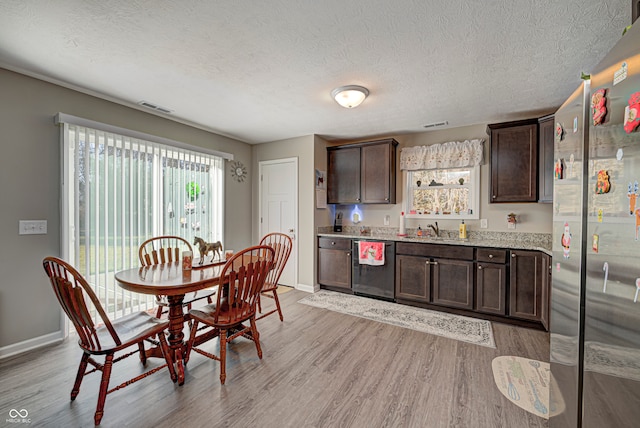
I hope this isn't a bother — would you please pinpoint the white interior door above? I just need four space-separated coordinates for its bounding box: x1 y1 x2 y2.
259 158 298 287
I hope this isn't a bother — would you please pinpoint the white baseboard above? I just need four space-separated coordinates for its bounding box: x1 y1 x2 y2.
0 330 65 361
295 283 318 293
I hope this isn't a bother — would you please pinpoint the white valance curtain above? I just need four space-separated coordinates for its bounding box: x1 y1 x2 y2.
400 139 484 170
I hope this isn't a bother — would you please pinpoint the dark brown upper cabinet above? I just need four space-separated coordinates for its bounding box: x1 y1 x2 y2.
327 139 398 204
488 119 538 203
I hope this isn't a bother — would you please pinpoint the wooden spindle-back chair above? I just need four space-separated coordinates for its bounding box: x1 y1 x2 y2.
42 256 175 426
138 235 216 320
185 245 274 384
257 232 293 321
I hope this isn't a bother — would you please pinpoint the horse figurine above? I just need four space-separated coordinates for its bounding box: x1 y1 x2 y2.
193 237 223 264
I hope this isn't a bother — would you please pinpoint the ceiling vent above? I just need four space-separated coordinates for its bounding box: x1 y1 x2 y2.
423 120 449 129
138 101 173 114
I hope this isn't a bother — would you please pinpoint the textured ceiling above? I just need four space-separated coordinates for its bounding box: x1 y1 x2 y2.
0 0 632 144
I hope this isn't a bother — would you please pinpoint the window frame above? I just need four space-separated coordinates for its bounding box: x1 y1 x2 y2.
405 165 480 220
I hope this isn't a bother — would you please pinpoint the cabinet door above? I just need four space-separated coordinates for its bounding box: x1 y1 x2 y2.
490 122 538 202
509 250 544 321
318 248 351 289
476 262 507 315
395 254 431 302
538 115 555 203
361 143 395 203
541 253 551 330
432 259 474 309
327 147 361 204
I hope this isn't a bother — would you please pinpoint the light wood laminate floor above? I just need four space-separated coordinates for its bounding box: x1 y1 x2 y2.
1 289 549 427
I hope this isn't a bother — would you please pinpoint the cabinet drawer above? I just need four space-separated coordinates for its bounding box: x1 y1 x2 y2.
477 248 507 263
396 242 473 260
318 237 351 250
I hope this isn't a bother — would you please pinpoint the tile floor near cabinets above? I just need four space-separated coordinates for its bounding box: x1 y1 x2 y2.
0 289 549 427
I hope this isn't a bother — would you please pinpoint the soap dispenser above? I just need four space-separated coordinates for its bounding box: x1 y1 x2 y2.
417 225 423 237
459 219 467 239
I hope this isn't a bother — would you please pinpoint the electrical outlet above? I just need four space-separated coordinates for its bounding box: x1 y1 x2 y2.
19 220 47 235
384 215 390 226
480 218 488 229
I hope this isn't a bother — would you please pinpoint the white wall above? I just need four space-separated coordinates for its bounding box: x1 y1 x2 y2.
252 135 316 290
0 68 252 354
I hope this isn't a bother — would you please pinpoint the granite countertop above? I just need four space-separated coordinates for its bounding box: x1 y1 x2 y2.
318 227 552 255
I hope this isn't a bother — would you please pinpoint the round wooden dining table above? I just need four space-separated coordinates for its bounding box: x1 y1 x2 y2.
115 261 225 385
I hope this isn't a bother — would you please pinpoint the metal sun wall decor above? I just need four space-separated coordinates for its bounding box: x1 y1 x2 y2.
230 161 247 182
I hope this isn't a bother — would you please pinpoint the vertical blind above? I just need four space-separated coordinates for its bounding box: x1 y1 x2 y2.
61 121 225 322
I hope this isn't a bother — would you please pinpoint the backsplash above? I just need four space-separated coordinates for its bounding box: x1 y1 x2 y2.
317 225 552 249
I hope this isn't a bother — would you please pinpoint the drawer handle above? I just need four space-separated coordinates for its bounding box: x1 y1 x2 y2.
512 253 516 258
331 241 336 245
488 254 494 259
478 265 483 270
346 252 350 257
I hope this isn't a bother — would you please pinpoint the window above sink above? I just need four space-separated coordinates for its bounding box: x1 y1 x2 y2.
405 165 480 220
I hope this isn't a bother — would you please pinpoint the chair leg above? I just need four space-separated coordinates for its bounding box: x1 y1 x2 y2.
94 353 114 426
71 352 90 400
272 290 284 322
250 317 263 359
184 319 200 364
219 329 227 385
156 330 177 382
257 293 262 313
138 341 147 366
155 305 163 319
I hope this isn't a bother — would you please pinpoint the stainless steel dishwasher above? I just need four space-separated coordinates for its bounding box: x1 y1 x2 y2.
352 240 395 301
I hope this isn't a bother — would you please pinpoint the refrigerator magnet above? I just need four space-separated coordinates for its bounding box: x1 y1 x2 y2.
595 170 611 194
573 117 578 133
613 62 628 85
561 222 571 259
554 158 565 179
635 279 640 303
591 89 607 125
598 208 604 223
617 148 624 160
602 262 609 293
627 181 638 215
635 208 640 240
569 154 575 177
555 122 564 142
623 92 640 134
592 234 599 253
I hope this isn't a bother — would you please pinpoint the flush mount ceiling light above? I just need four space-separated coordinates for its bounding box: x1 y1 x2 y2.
331 85 369 108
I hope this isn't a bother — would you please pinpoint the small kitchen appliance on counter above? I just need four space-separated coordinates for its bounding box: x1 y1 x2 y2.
333 211 343 232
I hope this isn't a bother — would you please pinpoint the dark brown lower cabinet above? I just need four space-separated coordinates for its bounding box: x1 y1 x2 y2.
509 250 547 323
395 254 431 303
432 258 474 310
318 238 351 290
476 262 507 315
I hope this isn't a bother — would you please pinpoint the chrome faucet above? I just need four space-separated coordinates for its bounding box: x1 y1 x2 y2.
427 222 439 237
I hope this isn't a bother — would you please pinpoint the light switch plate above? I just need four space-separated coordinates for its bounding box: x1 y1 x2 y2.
384 215 390 226
19 220 47 235
480 219 488 229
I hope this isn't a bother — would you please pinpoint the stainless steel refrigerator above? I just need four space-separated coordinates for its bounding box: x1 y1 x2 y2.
550 22 640 427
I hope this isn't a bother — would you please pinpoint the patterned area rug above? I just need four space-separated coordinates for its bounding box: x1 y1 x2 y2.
298 290 495 348
492 356 565 419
